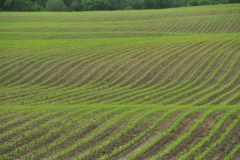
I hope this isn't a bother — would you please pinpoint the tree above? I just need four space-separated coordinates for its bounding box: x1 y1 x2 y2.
199 0 209 5
81 0 110 10
188 0 199 5
4 0 32 11
29 2 43 10
0 0 5 9
228 0 240 2
45 0 66 11
63 0 72 8
220 0 229 3
34 0 47 7
132 0 145 9
144 0 154 8
153 0 169 8
70 0 82 10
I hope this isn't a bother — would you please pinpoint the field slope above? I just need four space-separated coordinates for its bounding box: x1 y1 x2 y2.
0 4 240 160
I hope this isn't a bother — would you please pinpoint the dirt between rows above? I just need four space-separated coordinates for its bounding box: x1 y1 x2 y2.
128 42 198 88
175 44 239 105
161 110 227 160
83 44 157 88
65 44 148 87
0 114 34 135
158 43 235 105
1 109 239 159
204 119 240 160
228 96 240 105
112 110 185 160
33 108 126 159
82 110 165 160
0 111 68 156
3 45 78 84
132 110 206 160
232 149 240 160
63 43 180 104
56 109 151 160
111 43 185 88
0 112 17 125
82 42 198 104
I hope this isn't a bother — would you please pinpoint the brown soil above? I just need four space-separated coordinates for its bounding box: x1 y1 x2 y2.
80 43 195 104
0 112 67 156
163 110 230 160
33 108 122 159
0 113 17 125
84 110 166 160
113 110 185 160
232 150 240 160
128 42 197 88
149 41 218 87
110 43 184 88
7 109 95 159
90 44 156 87
198 74 240 105
181 47 239 105
157 41 232 105
65 44 176 104
0 58 22 74
112 42 221 104
0 114 34 134
50 46 113 86
203 115 240 160
215 86 240 105
19 61 58 85
228 94 240 105
171 43 239 104
59 46 127 86
135 110 205 160
0 111 65 145
67 45 141 87
5 61 46 86
57 109 147 160
31 59 73 85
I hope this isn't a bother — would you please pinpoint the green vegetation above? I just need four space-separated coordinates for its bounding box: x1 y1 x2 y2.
0 4 240 159
45 0 66 11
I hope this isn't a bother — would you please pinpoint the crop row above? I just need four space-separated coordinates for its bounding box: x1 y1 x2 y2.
1 105 239 159
0 35 239 105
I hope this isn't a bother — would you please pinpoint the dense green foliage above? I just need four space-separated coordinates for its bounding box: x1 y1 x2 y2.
0 0 239 11
45 0 66 11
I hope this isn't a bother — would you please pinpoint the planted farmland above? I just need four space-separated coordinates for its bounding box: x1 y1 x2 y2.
0 4 240 159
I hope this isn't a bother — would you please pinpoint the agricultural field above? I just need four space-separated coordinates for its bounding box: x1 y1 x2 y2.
0 4 240 160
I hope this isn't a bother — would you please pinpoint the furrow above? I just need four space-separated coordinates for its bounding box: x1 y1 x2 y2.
45 107 144 160
81 42 200 104
150 108 226 160
201 114 240 160
118 40 225 104
163 43 240 105
2 106 115 159
35 42 187 104
18 106 130 159
128 108 205 160
178 108 239 160
179 52 240 105
149 40 236 104
75 107 164 160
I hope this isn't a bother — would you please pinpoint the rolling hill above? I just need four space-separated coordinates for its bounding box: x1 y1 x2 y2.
0 4 240 160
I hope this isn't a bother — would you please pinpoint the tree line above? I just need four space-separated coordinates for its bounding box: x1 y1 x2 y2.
0 0 239 11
